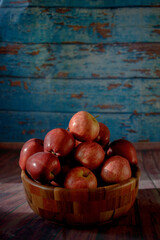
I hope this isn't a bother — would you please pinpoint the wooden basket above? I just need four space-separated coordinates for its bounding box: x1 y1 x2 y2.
21 166 140 226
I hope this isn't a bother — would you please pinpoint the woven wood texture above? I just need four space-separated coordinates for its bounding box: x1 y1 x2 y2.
21 167 140 226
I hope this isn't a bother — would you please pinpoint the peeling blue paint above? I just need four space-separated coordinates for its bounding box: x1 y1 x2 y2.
0 2 160 142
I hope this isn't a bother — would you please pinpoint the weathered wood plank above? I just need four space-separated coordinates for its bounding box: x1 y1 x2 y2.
0 78 160 113
134 142 160 150
0 142 24 150
134 150 160 240
141 151 160 190
137 189 160 240
152 150 160 170
137 151 155 190
0 111 159 142
0 43 160 78
0 3 160 145
0 7 160 43
1 0 160 8
96 221 142 240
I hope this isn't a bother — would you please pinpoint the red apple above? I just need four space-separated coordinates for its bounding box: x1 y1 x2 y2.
19 138 44 170
44 128 75 157
95 122 110 148
101 155 132 184
68 111 100 141
107 139 138 165
64 166 97 189
26 152 61 183
74 142 105 170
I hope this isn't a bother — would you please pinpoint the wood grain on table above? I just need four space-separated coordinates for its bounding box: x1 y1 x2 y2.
0 143 160 240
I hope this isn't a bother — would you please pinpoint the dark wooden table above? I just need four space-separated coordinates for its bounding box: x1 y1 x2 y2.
0 143 160 240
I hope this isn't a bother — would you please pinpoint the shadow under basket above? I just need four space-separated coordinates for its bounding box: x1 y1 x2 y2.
21 166 140 226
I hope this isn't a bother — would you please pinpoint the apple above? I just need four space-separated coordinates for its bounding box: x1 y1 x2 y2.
107 139 138 165
26 152 61 183
68 111 100 141
64 166 97 189
95 122 110 148
44 128 75 157
74 142 105 170
19 138 44 170
101 155 132 184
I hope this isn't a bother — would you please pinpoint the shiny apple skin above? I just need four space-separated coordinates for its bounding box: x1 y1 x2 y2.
68 111 100 142
44 128 75 157
101 155 132 184
107 139 138 165
95 122 110 148
19 138 44 170
64 166 97 189
26 152 61 183
74 142 105 170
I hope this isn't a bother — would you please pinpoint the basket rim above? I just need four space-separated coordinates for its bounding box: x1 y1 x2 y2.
21 165 140 193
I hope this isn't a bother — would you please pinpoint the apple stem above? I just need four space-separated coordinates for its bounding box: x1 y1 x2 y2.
48 172 55 181
50 150 56 156
107 148 112 156
94 115 99 119
83 171 90 178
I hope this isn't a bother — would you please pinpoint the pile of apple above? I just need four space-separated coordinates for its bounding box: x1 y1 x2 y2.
19 111 138 189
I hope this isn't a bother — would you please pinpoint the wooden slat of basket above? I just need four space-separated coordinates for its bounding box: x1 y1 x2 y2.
56 200 74 214
32 194 43 209
88 187 106 201
43 198 58 212
114 202 132 218
99 210 114 223
41 188 55 199
54 187 89 202
73 200 100 215
29 184 41 196
21 169 140 225
120 192 132 206
38 208 60 221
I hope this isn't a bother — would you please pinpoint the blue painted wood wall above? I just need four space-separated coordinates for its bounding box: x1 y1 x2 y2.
0 0 160 143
